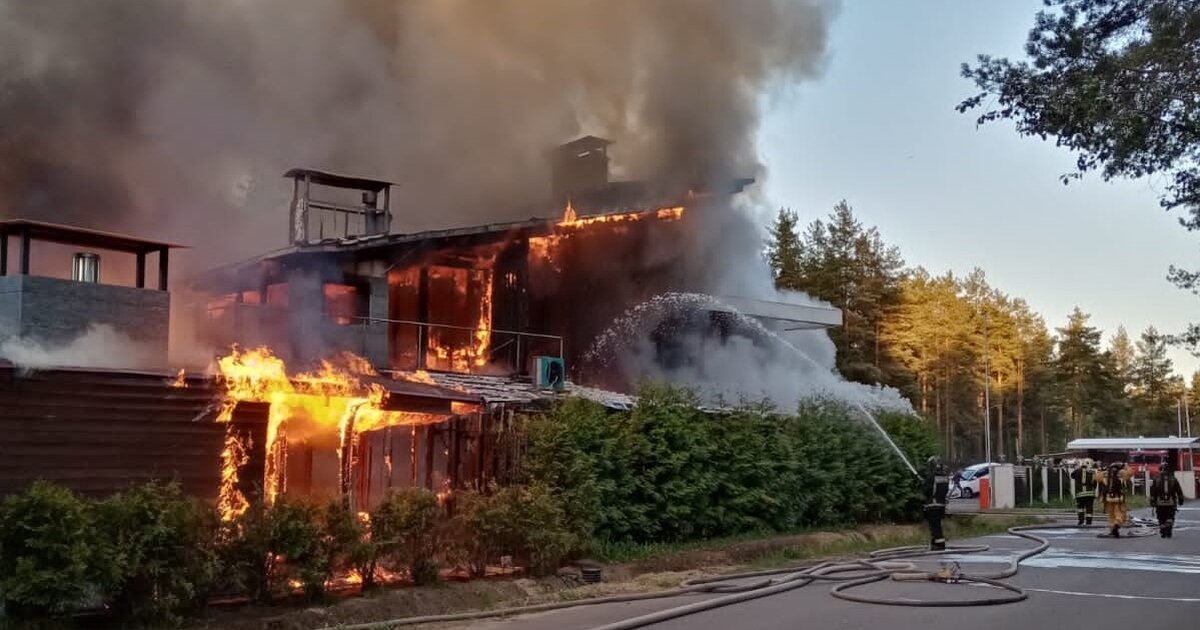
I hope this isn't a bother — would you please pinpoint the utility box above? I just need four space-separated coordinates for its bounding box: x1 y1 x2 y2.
990 464 1016 509
533 356 566 391
1177 471 1197 500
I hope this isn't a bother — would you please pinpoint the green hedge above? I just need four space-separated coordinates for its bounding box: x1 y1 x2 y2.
0 387 933 625
524 385 933 546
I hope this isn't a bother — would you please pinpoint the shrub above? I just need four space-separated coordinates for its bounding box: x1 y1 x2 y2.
319 501 373 590
371 488 441 585
94 481 221 626
0 481 98 620
220 497 323 602
524 386 936 546
452 484 574 578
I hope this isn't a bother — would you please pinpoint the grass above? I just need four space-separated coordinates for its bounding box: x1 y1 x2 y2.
744 515 1044 569
1021 493 1150 510
590 529 780 564
587 514 1044 567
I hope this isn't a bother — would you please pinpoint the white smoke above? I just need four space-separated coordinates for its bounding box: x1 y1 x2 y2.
588 292 914 413
0 324 164 371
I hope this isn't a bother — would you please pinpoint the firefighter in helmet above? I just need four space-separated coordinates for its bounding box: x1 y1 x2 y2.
1069 458 1098 526
924 456 950 550
1096 461 1133 538
1150 461 1185 538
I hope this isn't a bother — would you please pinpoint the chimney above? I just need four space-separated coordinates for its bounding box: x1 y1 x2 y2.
550 136 612 203
71 252 100 283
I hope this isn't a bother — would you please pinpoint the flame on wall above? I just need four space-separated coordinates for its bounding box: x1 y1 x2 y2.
212 346 475 520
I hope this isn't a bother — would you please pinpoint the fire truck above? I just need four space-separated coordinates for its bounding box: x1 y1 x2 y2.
1065 437 1200 498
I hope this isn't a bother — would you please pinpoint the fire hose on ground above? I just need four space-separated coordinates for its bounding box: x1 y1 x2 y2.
319 518 1159 630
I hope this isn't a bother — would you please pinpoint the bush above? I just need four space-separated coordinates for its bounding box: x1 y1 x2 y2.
523 386 935 546
452 484 574 578
221 497 323 602
0 482 99 620
319 501 373 590
371 488 441 585
94 481 221 626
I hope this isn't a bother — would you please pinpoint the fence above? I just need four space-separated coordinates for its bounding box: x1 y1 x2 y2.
1015 464 1148 506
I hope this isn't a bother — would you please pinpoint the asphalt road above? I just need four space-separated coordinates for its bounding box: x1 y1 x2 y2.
452 507 1200 630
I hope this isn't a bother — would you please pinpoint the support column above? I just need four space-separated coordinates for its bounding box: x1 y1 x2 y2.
157 248 169 291
416 267 430 370
19 228 30 275
366 276 389 368
135 251 146 288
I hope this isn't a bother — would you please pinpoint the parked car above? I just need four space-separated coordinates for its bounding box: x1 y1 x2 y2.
953 462 996 499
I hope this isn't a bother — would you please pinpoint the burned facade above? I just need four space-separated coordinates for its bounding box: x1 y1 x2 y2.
192 137 792 383
0 137 839 515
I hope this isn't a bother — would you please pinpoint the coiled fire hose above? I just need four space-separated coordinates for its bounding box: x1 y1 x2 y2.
322 519 1158 630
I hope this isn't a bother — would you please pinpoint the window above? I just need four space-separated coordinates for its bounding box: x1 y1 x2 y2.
324 282 369 325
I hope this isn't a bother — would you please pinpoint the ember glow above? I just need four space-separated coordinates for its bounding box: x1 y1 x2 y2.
212 346 475 519
557 204 685 229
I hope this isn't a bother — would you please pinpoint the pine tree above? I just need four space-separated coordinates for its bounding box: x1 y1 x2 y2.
795 201 904 385
766 208 803 290
1054 308 1106 439
1109 326 1136 395
1133 326 1176 435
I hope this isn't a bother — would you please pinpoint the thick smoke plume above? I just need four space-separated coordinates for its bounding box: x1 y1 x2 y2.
0 0 834 270
0 0 880 412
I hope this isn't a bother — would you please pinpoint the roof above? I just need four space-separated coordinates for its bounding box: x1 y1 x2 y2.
555 136 613 154
283 168 394 191
711 295 842 329
0 219 186 254
388 370 635 410
1066 437 1200 451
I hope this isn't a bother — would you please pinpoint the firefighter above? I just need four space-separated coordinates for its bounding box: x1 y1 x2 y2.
1096 461 1133 538
1069 458 1098 526
924 456 950 550
1150 462 1185 538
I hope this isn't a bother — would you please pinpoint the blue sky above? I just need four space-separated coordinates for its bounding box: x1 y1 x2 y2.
759 0 1200 376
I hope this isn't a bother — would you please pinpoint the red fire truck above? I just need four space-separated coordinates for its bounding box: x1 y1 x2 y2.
1065 437 1199 497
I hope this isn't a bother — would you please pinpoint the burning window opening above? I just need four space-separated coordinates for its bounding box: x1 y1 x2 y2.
212 346 484 520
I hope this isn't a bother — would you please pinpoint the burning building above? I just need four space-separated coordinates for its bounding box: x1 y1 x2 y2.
191 137 840 383
172 137 841 514
0 137 840 516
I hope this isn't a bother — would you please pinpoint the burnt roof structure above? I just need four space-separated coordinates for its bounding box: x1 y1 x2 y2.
283 168 395 192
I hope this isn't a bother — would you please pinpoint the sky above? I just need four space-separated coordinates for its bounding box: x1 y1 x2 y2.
758 0 1200 377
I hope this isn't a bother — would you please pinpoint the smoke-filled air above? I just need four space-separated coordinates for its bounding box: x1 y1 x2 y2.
0 0 833 265
0 0 915 413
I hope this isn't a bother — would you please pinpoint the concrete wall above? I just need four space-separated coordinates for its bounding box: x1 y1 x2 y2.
0 275 169 362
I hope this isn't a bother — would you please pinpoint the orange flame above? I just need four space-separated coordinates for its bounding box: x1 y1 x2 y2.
212 347 478 520
557 205 684 229
171 368 188 388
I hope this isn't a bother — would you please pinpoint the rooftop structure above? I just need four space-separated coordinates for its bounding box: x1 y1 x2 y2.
0 220 185 365
286 168 395 246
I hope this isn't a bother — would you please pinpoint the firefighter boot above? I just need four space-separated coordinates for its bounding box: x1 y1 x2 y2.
924 504 946 551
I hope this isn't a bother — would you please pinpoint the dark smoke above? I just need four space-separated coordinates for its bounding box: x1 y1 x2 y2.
0 0 835 274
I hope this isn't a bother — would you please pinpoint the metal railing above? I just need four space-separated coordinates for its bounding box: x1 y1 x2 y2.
352 316 563 375
197 303 564 375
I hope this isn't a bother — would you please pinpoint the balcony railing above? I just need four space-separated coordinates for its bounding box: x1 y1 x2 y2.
350 316 563 375
198 302 563 375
